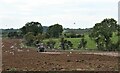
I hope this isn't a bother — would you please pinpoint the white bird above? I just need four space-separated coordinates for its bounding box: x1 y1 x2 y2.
67 54 69 56
27 49 30 52
17 49 23 52
10 46 14 49
10 52 14 55
70 52 72 54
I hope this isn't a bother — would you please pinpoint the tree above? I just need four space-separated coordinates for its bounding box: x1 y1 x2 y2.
59 37 73 50
46 39 56 49
20 21 43 36
24 32 35 46
78 35 87 49
67 41 73 49
8 32 16 38
47 24 63 38
60 37 65 50
34 33 45 45
90 18 118 51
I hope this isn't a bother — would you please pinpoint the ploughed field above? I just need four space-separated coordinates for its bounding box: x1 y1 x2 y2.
2 39 119 71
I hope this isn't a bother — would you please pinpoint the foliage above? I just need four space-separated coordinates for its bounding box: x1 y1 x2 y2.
20 22 43 36
43 31 117 50
64 33 83 38
24 32 35 46
44 37 95 50
59 37 73 50
59 37 65 50
33 33 45 46
47 24 63 38
90 18 118 51
46 39 56 49
7 30 23 39
8 31 18 38
78 35 87 49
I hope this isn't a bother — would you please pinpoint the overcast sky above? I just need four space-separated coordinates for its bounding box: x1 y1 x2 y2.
0 0 119 29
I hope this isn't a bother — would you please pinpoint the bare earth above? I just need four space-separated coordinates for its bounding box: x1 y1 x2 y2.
1 39 120 71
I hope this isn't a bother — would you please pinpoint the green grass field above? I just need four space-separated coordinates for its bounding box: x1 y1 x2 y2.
43 32 118 50
43 35 96 50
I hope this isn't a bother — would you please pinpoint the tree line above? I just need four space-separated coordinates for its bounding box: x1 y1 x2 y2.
5 18 120 51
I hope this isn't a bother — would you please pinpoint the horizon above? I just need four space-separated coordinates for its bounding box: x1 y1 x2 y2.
0 26 93 30
0 0 119 29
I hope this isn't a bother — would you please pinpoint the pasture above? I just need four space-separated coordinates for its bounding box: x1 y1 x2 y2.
43 32 118 50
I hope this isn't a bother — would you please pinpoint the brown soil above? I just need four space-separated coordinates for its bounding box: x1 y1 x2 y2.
1 39 119 71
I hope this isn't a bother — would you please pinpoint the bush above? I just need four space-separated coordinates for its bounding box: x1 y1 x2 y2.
24 32 35 46
64 33 83 38
46 39 56 49
59 37 73 50
78 38 87 49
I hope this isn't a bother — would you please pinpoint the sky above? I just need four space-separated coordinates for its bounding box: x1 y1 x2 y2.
0 0 119 29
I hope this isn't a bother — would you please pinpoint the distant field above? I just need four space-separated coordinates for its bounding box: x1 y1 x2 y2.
43 32 118 50
43 36 97 50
